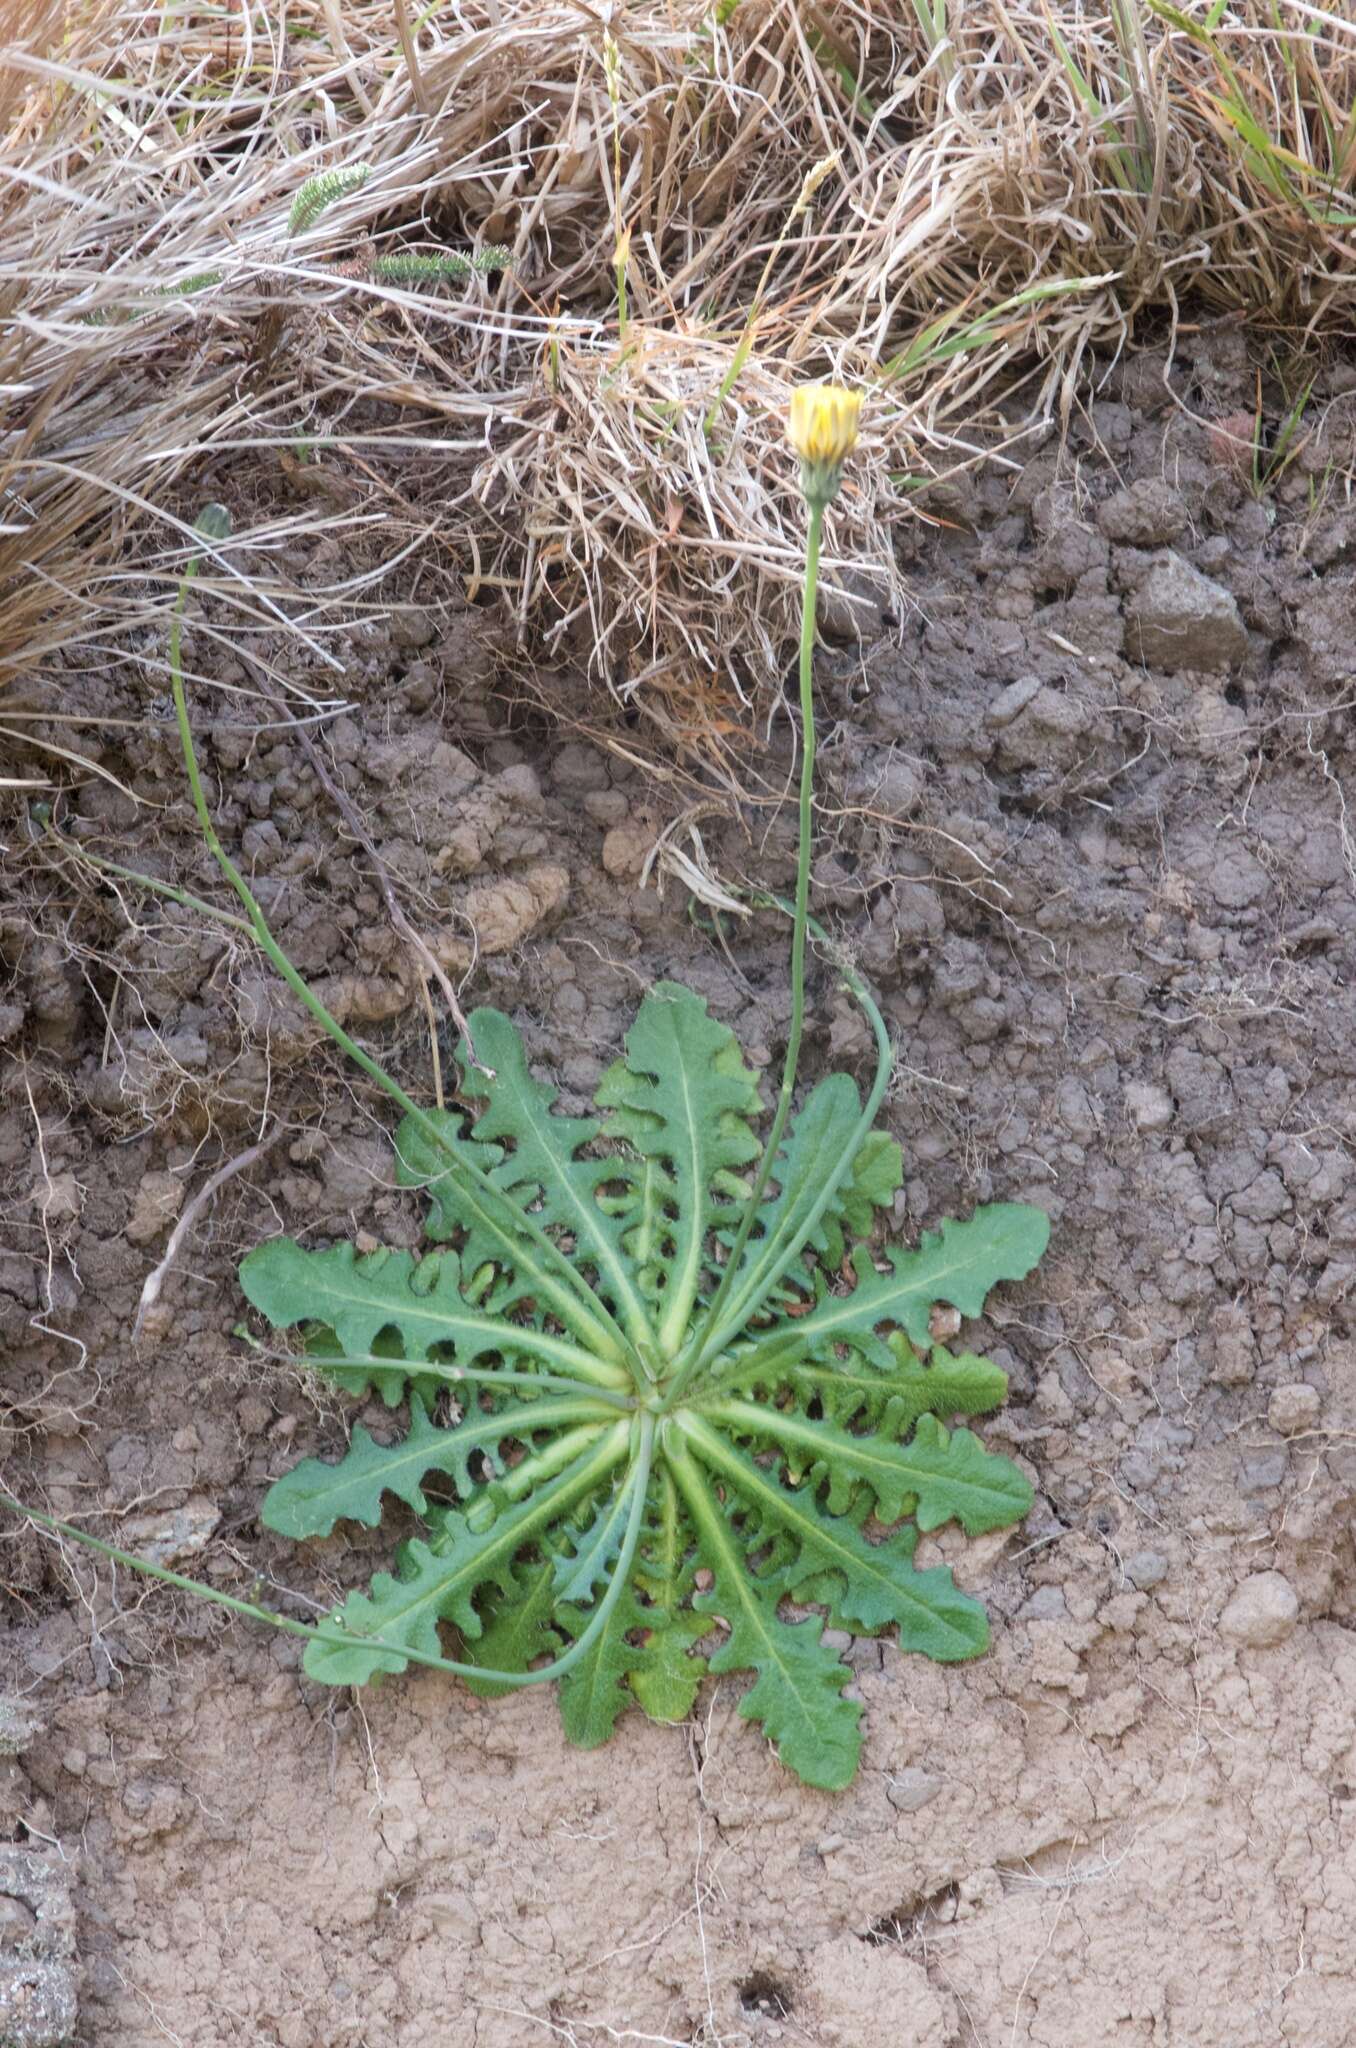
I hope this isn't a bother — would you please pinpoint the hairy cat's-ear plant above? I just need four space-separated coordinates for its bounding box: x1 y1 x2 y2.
10 392 1048 1790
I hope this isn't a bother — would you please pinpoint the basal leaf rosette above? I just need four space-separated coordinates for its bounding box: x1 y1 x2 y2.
241 983 1046 1790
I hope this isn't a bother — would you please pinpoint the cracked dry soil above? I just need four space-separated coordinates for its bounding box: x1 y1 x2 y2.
4 329 1356 2047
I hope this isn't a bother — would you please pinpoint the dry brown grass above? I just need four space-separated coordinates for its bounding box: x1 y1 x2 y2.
2 0 1354 759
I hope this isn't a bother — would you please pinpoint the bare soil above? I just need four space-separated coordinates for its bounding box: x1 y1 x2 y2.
4 327 1356 2047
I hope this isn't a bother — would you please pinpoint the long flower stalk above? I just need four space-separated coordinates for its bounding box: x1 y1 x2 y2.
662 384 863 1404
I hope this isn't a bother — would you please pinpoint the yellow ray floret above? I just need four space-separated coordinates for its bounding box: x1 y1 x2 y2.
787 384 862 502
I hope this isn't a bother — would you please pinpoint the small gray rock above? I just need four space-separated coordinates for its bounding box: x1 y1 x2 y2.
818 567 891 642
1097 479 1188 547
886 1768 943 1813
118 1497 220 1568
1125 1549 1169 1590
1119 1451 1158 1492
890 882 945 945
1219 1571 1299 1649
124 1169 186 1248
984 674 1044 729
1126 552 1248 672
391 607 436 650
1125 1080 1173 1131
0 1848 77 2048
1020 1585 1069 1621
1239 1451 1288 1494
873 756 924 819
0 1699 42 1758
1268 1384 1321 1436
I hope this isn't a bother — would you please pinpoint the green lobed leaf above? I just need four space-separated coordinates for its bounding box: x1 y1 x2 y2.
239 1237 630 1394
630 1468 708 1725
668 1438 862 1790
701 1400 1034 1533
732 1203 1051 1372
384 1094 630 1364
391 1102 505 1243
460 1556 562 1698
302 1425 629 1686
823 1128 905 1263
555 1581 655 1749
445 1008 657 1349
715 1073 864 1315
262 1391 621 1539
595 982 764 1351
544 1480 709 1744
699 1088 901 1350
680 1418 990 1662
719 1332 1010 1432
553 1477 635 1603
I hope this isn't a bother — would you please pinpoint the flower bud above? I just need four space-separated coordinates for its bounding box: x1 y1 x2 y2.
787 383 862 504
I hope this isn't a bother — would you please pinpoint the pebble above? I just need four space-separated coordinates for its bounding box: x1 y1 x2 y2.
1096 478 1187 546
984 674 1044 728
1125 552 1248 672
601 818 653 879
886 1768 942 1813
1020 1585 1069 1621
1238 1451 1287 1494
118 1497 220 1567
1220 1571 1299 1648
1268 1383 1321 1436
1125 1549 1169 1590
125 1169 185 1247
1124 1080 1174 1131
583 790 629 827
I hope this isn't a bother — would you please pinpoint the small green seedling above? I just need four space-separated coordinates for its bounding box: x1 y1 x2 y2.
1250 365 1314 500
15 394 1047 1790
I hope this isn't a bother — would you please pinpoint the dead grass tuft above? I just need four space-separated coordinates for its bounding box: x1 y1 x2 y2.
2 0 1355 755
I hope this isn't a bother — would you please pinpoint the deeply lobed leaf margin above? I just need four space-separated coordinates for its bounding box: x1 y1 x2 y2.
245 985 1047 1789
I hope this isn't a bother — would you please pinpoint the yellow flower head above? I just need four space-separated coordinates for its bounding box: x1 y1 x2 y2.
787 383 862 503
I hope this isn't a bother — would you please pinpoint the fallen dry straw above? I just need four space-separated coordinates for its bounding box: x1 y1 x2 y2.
2 0 1355 748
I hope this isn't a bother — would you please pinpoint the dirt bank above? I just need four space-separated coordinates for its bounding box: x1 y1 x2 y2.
4 327 1356 2046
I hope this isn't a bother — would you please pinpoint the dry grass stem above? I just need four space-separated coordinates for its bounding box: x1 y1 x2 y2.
3 0 1354 757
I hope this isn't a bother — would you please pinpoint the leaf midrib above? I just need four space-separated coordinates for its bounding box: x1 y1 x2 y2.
501 1082 656 1356
341 1424 631 1649
676 1414 981 1655
666 1438 843 1738
698 1398 1028 1529
657 1050 708 1355
304 1256 631 1390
